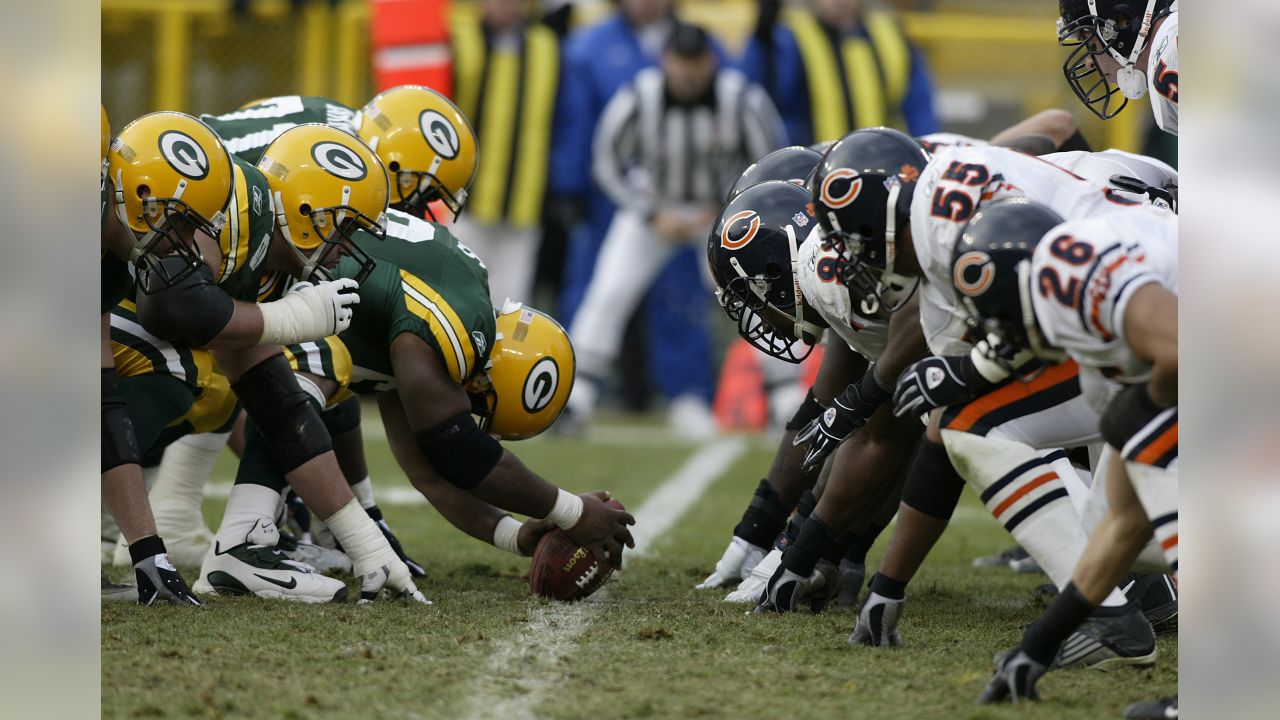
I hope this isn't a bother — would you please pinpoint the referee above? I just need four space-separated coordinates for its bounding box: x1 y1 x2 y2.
566 23 786 434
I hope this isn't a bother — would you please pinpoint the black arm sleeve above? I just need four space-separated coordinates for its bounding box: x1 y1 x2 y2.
135 256 234 347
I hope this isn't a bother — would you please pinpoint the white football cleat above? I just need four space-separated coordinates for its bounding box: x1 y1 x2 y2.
697 537 767 590
724 547 782 603
198 519 348 603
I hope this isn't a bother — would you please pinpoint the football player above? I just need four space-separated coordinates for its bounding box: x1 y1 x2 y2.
100 106 202 605
200 158 636 600
811 128 1171 663
708 180 928 612
1057 0 1178 135
108 114 425 603
951 200 1177 712
144 87 478 577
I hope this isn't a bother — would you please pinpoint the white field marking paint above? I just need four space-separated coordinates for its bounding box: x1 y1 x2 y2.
463 438 747 720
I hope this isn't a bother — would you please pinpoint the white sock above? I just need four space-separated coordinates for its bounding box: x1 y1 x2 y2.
324 499 396 577
214 483 285 549
1127 461 1179 578
944 432 1089 590
151 431 229 538
350 477 376 510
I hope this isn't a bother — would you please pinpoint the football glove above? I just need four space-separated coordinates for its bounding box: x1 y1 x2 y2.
893 355 988 418
134 553 202 607
358 559 431 605
976 648 1048 704
753 565 813 613
849 591 904 647
697 536 767 590
793 370 892 473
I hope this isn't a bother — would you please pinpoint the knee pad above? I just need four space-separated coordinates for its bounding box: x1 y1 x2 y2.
784 388 823 431
900 439 966 520
734 478 790 548
102 369 140 472
231 354 332 474
322 395 362 436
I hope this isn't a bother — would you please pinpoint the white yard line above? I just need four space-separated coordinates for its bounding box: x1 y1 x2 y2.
463 438 748 720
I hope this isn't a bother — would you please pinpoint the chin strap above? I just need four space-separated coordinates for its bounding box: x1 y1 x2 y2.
1092 0 1161 100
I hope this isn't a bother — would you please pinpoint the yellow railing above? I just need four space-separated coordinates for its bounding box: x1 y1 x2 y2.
102 0 1142 152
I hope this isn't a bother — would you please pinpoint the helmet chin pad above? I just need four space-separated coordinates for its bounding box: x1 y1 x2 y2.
1116 64 1149 99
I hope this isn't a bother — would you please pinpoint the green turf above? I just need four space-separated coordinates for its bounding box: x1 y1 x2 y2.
102 418 1176 719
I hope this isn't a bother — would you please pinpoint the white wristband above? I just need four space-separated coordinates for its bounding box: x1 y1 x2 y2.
493 516 523 555
546 489 584 530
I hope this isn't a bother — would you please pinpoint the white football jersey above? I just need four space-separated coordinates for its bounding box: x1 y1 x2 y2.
1147 4 1179 136
1043 149 1178 202
796 227 889 360
910 144 1163 355
1029 206 1178 411
915 132 987 156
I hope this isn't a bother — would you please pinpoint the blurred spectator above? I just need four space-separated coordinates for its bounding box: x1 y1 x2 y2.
449 0 563 307
736 0 939 145
566 23 785 435
551 0 728 417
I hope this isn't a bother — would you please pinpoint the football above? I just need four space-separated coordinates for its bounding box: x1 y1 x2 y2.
528 499 625 601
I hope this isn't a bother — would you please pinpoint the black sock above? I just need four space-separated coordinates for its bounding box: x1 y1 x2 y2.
366 504 385 522
129 535 167 566
781 515 839 577
844 520 888 565
1022 582 1098 665
868 572 907 600
778 489 818 550
822 534 852 565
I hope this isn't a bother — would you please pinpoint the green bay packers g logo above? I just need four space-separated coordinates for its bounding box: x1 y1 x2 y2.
819 168 863 209
953 250 995 297
720 210 761 250
311 141 367 180
420 110 460 160
157 130 209 180
522 357 559 413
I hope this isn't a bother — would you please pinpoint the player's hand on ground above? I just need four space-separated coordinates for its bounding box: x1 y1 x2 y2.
850 591 905 647
976 648 1047 704
696 536 766 589
358 558 431 605
893 355 978 418
753 561 813 613
134 554 203 607
566 491 635 569
517 518 557 557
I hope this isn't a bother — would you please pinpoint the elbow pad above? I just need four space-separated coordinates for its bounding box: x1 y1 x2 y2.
414 411 503 489
102 368 140 472
135 257 233 347
231 354 332 473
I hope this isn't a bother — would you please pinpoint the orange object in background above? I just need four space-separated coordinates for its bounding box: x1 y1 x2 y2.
713 340 826 432
371 0 453 95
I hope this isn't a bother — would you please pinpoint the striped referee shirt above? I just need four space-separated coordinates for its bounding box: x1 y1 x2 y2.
592 67 785 216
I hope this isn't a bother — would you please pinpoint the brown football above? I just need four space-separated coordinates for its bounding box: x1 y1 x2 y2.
528 498 624 601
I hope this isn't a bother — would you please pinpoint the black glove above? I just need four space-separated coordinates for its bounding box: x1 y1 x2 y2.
368 505 427 578
976 648 1048 704
893 354 993 418
793 370 892 473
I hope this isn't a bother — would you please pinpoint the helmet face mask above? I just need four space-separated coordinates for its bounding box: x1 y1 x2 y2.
292 202 385 285
708 181 825 364
131 194 223 294
1057 0 1175 119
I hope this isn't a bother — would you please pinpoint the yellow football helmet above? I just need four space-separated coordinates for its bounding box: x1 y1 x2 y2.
107 111 234 291
471 301 576 440
355 85 478 221
256 123 389 283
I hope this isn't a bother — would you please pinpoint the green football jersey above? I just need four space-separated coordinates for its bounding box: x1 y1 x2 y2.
333 208 495 393
201 95 358 164
212 156 277 302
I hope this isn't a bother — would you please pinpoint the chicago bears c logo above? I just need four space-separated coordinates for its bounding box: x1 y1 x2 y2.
819 168 863 209
720 210 761 250
311 142 367 180
420 109 460 160
953 250 995 297
522 357 559 413
157 130 210 180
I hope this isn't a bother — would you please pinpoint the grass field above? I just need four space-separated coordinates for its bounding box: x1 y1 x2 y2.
102 413 1176 719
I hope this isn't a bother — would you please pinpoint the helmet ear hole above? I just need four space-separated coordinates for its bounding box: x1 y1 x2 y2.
299 203 312 216
388 161 400 172
136 184 151 200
